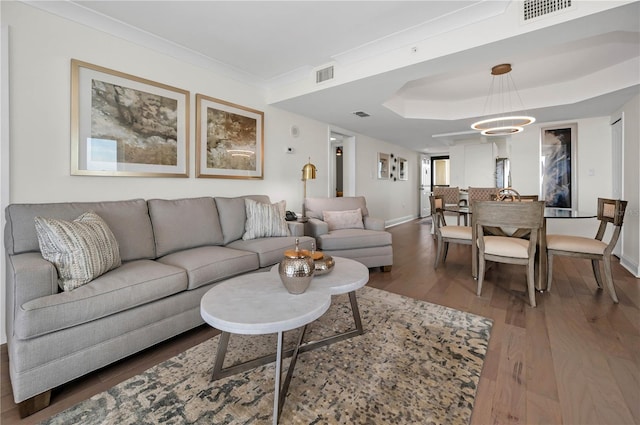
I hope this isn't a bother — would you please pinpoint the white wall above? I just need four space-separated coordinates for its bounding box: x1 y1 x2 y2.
0 2 420 344
615 94 640 276
509 117 615 239
510 116 613 213
1 24 10 351
354 134 420 226
449 140 496 188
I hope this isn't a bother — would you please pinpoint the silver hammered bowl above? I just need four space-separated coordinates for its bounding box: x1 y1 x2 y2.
314 255 335 275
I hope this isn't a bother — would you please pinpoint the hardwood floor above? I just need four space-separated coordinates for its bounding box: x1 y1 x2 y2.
2 219 639 424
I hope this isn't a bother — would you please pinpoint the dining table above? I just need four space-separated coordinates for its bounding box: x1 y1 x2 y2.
441 204 596 291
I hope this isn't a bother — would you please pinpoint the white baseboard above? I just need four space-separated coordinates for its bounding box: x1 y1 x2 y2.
385 214 417 228
620 255 640 278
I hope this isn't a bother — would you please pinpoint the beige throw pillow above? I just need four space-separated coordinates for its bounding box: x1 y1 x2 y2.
323 208 364 231
35 211 122 291
242 199 290 240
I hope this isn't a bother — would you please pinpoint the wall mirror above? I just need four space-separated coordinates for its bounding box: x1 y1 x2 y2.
495 157 510 188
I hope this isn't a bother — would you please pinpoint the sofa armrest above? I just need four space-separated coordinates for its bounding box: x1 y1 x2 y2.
304 218 329 238
364 216 386 231
6 253 58 313
287 221 305 237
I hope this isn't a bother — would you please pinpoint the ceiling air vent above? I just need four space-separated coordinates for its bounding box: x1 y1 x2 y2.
316 65 334 84
523 0 572 21
352 111 370 118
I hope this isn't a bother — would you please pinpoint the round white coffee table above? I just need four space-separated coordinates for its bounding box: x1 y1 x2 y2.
200 257 369 424
201 273 329 425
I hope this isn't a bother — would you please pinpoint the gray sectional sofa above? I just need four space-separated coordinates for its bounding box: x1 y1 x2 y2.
3 195 314 416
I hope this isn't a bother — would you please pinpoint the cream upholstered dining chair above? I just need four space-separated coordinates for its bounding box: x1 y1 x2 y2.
546 198 628 303
467 187 496 204
429 195 472 269
433 186 464 225
474 200 545 307
492 192 540 237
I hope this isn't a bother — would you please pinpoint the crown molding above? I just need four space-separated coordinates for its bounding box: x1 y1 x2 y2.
21 0 266 89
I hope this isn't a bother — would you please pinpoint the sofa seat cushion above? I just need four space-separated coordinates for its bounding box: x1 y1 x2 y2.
316 229 392 251
15 260 187 339
157 246 259 290
227 236 315 268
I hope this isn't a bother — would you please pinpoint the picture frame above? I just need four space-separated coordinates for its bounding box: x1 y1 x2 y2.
398 157 408 181
540 124 577 209
71 59 189 177
196 93 264 179
377 152 389 179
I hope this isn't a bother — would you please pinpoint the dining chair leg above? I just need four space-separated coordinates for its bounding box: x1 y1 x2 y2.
434 236 442 269
477 256 485 296
591 259 603 289
546 253 554 293
443 242 449 263
527 260 537 307
602 256 619 303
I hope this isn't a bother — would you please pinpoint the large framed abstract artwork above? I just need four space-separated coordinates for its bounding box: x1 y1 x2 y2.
540 124 577 209
71 59 190 177
196 94 264 179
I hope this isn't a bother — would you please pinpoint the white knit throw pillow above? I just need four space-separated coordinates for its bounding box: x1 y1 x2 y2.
35 211 121 291
242 199 290 240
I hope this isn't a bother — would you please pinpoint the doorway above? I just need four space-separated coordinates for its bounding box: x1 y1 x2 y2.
431 155 450 187
329 131 355 197
419 155 431 217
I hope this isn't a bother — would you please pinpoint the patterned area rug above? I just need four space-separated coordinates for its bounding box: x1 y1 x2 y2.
41 286 492 425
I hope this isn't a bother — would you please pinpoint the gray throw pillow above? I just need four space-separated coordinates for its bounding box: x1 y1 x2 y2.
34 211 121 291
242 199 290 240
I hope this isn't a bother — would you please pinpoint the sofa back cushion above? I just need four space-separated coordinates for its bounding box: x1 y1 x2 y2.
4 199 155 261
148 197 224 257
215 195 271 244
304 196 369 220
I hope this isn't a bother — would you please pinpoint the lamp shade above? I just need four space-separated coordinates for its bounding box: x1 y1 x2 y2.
302 159 317 181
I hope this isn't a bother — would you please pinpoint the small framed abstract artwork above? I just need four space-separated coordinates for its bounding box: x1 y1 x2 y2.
377 152 389 179
398 158 408 181
540 124 577 208
71 59 190 177
196 94 264 179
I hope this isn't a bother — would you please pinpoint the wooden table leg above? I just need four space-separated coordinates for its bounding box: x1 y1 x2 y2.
537 218 548 291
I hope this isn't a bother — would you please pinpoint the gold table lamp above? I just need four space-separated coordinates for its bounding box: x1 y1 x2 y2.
301 158 317 220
